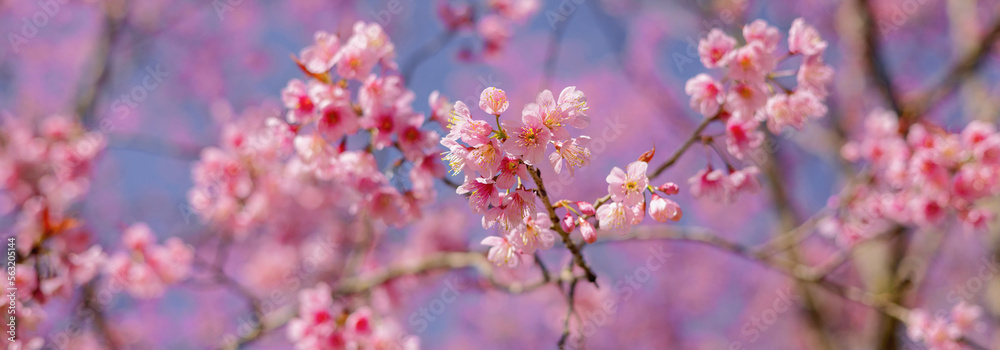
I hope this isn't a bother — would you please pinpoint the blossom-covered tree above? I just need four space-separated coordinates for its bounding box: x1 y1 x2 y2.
4 0 1000 349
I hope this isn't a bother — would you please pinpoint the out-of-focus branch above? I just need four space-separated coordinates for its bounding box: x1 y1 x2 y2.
528 165 599 284
221 251 580 349
902 5 1000 123
75 1 128 126
401 30 456 84
333 251 577 296
854 0 903 116
82 282 120 350
762 133 836 350
191 258 266 349
557 278 580 350
606 227 892 335
611 224 994 350
649 114 718 179
106 134 206 160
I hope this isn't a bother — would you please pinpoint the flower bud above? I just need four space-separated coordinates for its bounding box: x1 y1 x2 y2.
649 194 682 222
479 87 509 115
576 201 596 216
658 182 680 195
560 213 576 232
579 219 597 244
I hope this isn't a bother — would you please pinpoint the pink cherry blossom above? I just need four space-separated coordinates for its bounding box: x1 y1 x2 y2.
428 90 452 125
334 39 378 80
688 167 730 202
478 15 511 56
282 79 317 124
649 194 682 222
299 31 340 74
742 19 780 53
950 302 982 334
457 176 501 214
550 136 592 175
764 91 827 133
482 234 521 268
447 100 493 147
725 82 768 119
797 55 834 98
725 116 765 160
441 136 472 175
726 41 776 83
479 87 509 115
596 201 634 235
510 212 556 254
728 166 761 196
316 98 359 141
698 29 737 68
496 155 529 189
788 18 828 56
558 86 590 128
607 161 649 206
527 89 572 141
502 111 551 165
468 138 504 176
685 74 723 117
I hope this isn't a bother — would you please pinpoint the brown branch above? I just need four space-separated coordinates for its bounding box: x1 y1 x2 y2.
759 131 837 350
649 115 718 179
854 0 903 115
527 165 599 284
82 282 120 350
902 6 1000 123
74 2 127 126
557 278 580 350
221 251 578 349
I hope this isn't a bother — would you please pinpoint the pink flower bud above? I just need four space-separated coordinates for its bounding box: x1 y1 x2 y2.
479 87 509 115
658 182 680 195
576 201 596 216
649 195 682 222
561 213 576 232
579 219 597 244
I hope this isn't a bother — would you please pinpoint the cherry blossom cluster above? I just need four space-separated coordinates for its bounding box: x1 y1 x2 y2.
287 283 418 350
907 302 982 350
436 0 539 58
189 22 442 236
685 18 833 202
104 223 194 298
0 115 107 342
443 86 589 267
824 113 1000 245
593 160 683 240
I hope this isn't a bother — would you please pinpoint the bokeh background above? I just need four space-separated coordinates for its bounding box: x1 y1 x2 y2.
3 0 1000 349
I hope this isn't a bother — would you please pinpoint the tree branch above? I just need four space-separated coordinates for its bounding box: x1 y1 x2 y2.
527 165 599 284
